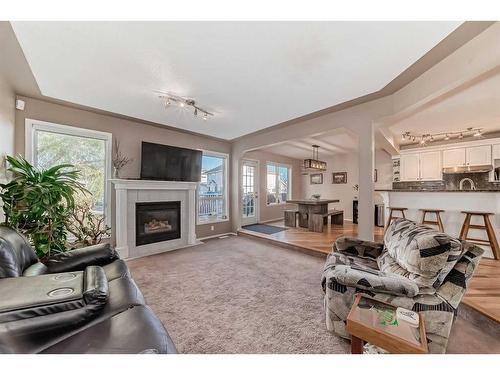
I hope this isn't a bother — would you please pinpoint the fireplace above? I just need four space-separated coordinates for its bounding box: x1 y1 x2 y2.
136 201 181 246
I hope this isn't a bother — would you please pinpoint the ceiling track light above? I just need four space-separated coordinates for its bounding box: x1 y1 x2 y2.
402 127 484 147
155 90 214 120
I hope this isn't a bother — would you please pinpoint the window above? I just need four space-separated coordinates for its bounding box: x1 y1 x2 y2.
266 162 291 205
198 151 228 223
26 119 112 224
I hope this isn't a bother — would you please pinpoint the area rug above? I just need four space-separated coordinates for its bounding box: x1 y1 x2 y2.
242 224 288 235
126 235 500 354
127 235 348 353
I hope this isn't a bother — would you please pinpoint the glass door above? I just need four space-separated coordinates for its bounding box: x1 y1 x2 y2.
241 160 259 226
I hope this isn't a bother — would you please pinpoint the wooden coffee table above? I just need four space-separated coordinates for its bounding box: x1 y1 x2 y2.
346 294 428 354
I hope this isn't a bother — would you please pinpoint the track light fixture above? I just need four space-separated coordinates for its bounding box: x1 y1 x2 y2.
155 90 214 120
401 127 484 146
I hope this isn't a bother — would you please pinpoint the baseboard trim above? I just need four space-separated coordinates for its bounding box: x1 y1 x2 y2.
197 232 237 241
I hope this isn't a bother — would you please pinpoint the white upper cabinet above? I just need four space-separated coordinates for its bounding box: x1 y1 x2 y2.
419 151 442 180
400 151 441 181
400 153 420 181
443 148 466 168
466 145 491 166
493 144 500 160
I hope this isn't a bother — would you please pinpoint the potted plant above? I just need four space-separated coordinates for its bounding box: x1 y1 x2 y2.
66 196 111 248
0 156 87 258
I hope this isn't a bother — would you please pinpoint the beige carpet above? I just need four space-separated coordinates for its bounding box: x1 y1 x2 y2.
127 235 500 354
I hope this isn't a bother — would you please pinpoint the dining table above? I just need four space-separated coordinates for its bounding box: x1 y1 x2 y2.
286 198 339 230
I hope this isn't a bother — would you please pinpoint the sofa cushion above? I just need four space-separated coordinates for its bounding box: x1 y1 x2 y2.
383 218 464 287
41 305 176 354
0 226 38 278
377 251 435 293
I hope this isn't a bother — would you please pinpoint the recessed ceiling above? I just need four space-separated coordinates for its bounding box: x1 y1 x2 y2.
257 129 358 159
12 21 461 140
387 71 500 145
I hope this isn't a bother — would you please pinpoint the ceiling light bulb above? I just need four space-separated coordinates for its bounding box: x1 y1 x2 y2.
458 133 463 139
402 134 406 140
420 138 426 145
444 134 450 140
474 129 482 137
179 102 185 108
203 113 208 120
194 108 198 116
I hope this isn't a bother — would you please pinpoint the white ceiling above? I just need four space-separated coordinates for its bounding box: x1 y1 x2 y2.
387 71 500 145
258 129 358 159
12 21 461 140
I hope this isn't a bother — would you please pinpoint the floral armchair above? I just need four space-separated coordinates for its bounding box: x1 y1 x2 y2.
321 218 484 354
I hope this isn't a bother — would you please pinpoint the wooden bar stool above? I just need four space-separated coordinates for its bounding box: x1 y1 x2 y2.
420 209 445 232
385 207 408 231
459 211 500 260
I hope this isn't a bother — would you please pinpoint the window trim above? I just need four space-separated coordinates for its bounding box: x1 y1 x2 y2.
25 118 113 227
266 161 292 206
197 149 230 225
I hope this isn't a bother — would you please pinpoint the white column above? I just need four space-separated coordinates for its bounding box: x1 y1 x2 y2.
114 187 130 258
231 149 243 232
357 122 375 240
187 187 197 245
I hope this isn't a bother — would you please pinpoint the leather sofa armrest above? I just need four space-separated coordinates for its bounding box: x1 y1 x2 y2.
334 236 384 260
0 266 109 353
44 243 119 273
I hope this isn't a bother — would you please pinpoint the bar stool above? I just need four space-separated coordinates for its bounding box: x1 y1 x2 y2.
459 211 500 260
419 209 445 232
385 207 408 231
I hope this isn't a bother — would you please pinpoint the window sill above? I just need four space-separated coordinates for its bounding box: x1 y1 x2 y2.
197 217 230 225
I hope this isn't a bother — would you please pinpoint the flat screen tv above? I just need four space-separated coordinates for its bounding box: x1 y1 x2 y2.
140 142 202 182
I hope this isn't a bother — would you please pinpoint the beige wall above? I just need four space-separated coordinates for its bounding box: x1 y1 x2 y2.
243 150 302 223
0 77 15 173
300 149 392 221
14 96 233 239
0 77 15 222
301 154 359 220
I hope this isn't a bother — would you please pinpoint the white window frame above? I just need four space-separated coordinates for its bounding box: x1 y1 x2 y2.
25 118 113 227
266 161 292 206
197 150 230 224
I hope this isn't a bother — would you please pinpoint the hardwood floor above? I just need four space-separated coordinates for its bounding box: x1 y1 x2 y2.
238 220 500 324
239 220 384 255
462 258 500 323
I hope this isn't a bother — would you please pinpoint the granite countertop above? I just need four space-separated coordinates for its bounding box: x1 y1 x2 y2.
375 189 500 193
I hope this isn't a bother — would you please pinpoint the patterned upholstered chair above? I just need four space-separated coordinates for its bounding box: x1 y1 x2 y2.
321 218 484 354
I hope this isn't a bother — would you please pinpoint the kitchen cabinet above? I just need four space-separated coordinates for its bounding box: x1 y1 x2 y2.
466 145 491 166
400 151 441 181
493 144 500 160
419 151 442 180
400 153 420 181
443 145 491 167
443 148 466 168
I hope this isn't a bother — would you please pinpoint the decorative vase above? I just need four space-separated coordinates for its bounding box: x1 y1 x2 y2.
112 166 120 179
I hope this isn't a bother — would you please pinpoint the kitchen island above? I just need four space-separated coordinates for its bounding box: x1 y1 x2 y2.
375 189 500 259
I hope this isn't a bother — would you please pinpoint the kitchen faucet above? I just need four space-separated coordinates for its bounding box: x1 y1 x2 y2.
459 178 476 191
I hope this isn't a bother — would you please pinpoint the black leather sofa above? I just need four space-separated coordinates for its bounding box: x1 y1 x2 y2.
0 225 177 354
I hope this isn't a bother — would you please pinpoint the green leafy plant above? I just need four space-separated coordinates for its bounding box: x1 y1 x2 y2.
66 196 111 248
0 155 87 258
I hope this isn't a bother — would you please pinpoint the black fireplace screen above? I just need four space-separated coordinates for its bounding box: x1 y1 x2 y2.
136 201 181 246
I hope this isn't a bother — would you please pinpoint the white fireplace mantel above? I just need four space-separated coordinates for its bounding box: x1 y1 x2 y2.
110 179 199 259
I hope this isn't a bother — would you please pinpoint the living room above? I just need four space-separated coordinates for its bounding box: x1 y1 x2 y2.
1 1 499 373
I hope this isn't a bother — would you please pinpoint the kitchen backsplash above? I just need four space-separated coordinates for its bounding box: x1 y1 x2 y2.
393 172 500 190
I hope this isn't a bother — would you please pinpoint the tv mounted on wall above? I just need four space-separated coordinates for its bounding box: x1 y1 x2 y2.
140 141 202 182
